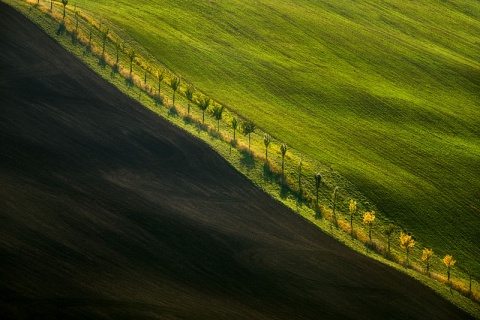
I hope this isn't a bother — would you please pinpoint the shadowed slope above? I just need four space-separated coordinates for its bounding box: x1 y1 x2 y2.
0 3 474 319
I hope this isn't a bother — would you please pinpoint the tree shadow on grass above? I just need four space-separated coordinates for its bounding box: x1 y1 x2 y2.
125 76 134 87
71 32 78 45
279 183 295 200
183 114 194 125
195 122 209 134
263 162 272 182
154 95 164 107
239 148 255 170
263 162 282 184
167 106 178 118
110 64 120 78
98 57 107 69
208 128 221 140
112 64 119 74
83 44 92 57
56 22 66 36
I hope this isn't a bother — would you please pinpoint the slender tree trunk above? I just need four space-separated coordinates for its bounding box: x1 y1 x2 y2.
298 164 302 195
248 133 251 149
88 29 92 49
281 156 285 183
332 195 337 227
102 31 107 57
350 215 353 236
202 110 205 123
469 275 472 294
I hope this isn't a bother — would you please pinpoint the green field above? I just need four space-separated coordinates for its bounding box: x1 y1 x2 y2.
76 0 480 274
26 0 480 275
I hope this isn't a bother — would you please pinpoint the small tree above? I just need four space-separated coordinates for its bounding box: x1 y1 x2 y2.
384 224 395 256
242 120 255 150
74 11 79 41
400 231 415 266
50 0 53 11
185 85 194 115
349 199 357 237
114 41 122 67
170 76 181 106
157 69 165 96
127 48 135 76
263 133 271 162
421 248 433 276
465 268 473 296
144 66 151 86
211 105 224 132
315 173 322 219
332 187 339 227
298 157 303 196
231 117 238 141
88 27 93 51
101 26 109 58
280 143 287 183
198 97 210 123
443 255 456 282
62 0 68 20
363 210 375 241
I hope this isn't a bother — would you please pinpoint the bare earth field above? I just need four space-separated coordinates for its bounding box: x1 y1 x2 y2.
0 3 474 319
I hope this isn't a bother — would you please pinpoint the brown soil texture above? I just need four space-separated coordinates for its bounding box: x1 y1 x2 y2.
0 3 474 319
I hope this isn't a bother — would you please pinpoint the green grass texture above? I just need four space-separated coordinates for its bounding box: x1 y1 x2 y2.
15 0 480 276
5 0 480 314
75 0 480 275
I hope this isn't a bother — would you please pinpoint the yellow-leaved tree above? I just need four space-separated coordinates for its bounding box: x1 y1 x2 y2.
384 224 395 257
400 231 415 266
421 248 433 276
363 211 375 241
443 255 456 282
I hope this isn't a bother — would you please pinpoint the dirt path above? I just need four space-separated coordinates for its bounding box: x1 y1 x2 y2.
0 2 474 319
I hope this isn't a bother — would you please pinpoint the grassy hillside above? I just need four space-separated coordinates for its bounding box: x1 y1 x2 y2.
75 0 480 274
23 0 479 275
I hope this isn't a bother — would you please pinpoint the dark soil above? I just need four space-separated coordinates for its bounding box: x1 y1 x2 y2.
0 3 474 319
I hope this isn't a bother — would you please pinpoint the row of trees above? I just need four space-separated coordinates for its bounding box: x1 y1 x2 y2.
165 74 467 290
40 0 475 299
